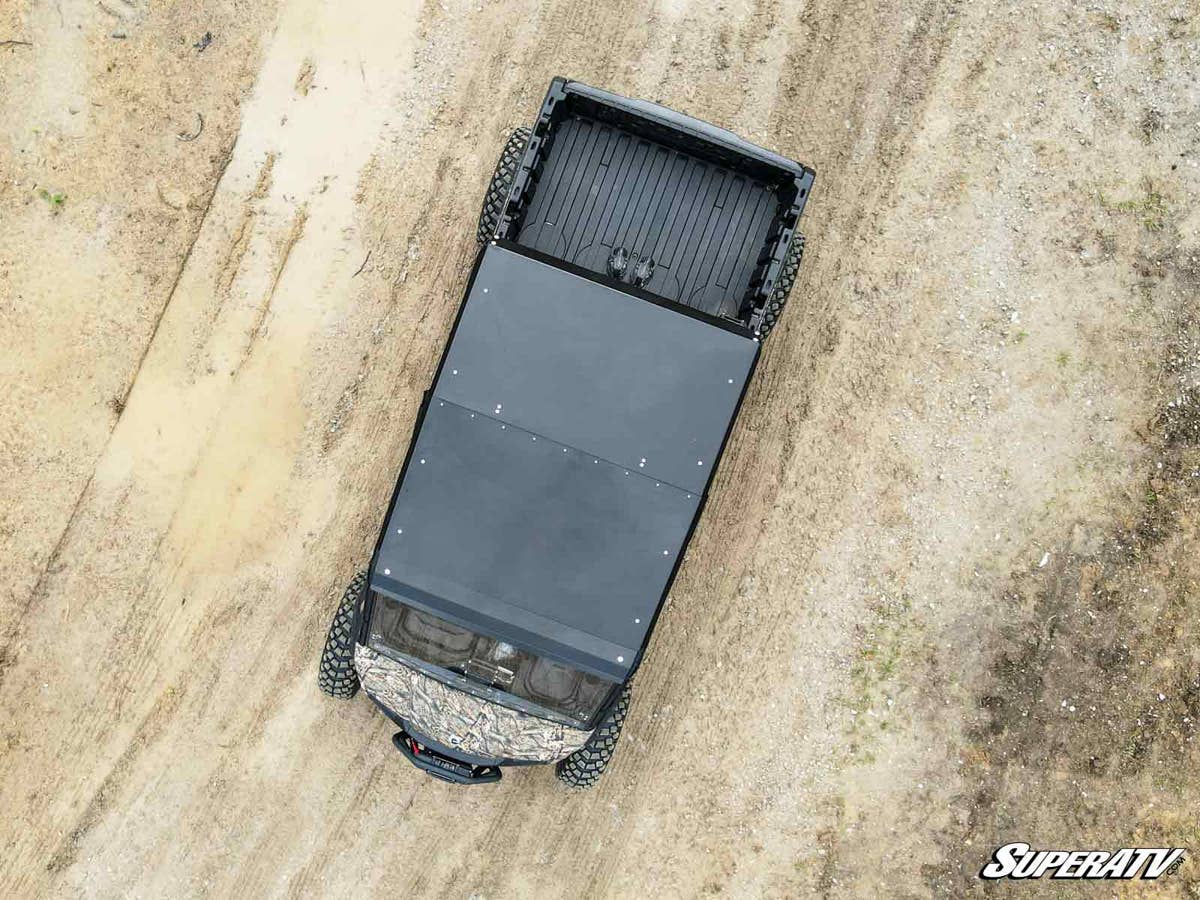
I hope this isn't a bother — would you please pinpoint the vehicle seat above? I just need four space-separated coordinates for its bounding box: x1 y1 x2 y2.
514 657 582 709
393 605 477 666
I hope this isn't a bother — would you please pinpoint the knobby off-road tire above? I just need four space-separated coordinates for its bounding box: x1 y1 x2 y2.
477 127 531 244
758 232 806 341
317 571 366 700
555 683 632 788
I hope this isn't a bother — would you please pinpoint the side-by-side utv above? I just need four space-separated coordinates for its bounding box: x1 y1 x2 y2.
317 77 814 786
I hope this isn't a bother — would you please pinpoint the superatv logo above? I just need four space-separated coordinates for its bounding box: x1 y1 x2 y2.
980 843 1185 880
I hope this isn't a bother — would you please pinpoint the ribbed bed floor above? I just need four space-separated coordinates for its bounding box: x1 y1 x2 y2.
517 115 778 319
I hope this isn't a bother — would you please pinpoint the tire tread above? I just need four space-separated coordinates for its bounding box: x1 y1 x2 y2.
477 127 531 244
317 572 366 700
555 684 632 788
758 232 805 340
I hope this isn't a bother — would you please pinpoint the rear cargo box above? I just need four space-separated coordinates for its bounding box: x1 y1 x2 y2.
496 78 814 326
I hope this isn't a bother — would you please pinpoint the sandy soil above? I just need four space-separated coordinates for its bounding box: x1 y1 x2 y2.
2 0 1198 897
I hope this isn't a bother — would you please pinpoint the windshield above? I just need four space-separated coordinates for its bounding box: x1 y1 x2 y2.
367 592 616 725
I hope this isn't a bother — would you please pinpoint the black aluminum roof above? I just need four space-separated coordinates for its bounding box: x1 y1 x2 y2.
371 244 758 681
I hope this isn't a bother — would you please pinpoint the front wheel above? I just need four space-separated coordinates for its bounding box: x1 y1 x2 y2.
555 684 632 788
317 572 366 700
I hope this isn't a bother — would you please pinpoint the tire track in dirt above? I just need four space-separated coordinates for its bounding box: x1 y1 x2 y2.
57 159 305 728
89 153 296 707
212 154 277 323
0 0 277 687
245 206 309 350
23 184 315 772
738 0 963 643
41 684 183 880
0 113 244 695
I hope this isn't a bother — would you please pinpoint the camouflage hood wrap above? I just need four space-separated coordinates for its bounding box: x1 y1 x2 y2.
354 645 592 763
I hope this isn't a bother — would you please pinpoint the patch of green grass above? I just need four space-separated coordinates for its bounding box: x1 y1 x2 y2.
842 593 918 756
1056 350 1071 368
1100 184 1168 231
1013 330 1029 344
37 188 66 211
1116 191 1166 231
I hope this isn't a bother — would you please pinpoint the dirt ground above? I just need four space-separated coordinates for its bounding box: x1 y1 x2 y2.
1 0 1198 897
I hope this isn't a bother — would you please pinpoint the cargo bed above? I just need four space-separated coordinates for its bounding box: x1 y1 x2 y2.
497 79 814 328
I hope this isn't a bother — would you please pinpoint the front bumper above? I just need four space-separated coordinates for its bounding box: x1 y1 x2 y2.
392 730 503 784
354 644 592 764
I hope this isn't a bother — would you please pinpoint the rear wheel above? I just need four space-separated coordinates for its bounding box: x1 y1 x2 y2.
317 572 366 700
758 232 805 340
477 127 531 244
555 684 632 788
